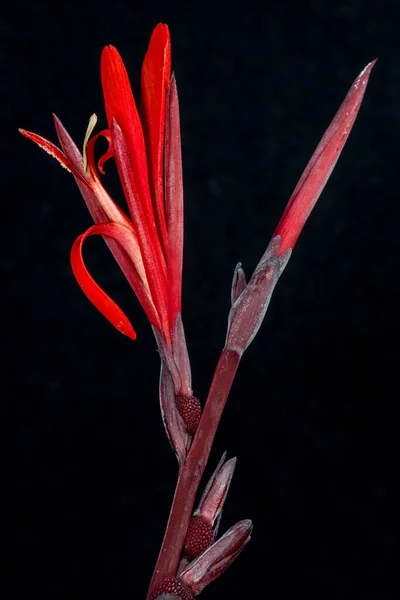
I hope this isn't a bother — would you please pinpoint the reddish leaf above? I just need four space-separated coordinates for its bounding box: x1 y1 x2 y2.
101 46 170 338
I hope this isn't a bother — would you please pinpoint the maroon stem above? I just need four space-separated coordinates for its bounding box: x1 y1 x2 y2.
147 348 241 596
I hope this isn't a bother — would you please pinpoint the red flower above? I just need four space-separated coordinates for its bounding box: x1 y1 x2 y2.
20 24 182 348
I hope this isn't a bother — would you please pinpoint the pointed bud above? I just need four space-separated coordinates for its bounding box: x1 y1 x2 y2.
274 60 376 255
183 455 236 560
196 455 236 525
180 520 253 595
231 262 247 305
225 237 291 355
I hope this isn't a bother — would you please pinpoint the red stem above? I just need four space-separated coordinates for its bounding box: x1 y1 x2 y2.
147 348 241 596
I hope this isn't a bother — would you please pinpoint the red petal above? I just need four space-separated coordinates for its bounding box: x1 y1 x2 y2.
19 128 87 185
165 74 184 321
111 119 170 338
101 46 169 336
141 23 171 255
70 223 139 340
274 60 376 255
85 129 114 176
100 45 154 228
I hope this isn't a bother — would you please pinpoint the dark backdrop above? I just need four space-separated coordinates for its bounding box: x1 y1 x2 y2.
2 0 397 598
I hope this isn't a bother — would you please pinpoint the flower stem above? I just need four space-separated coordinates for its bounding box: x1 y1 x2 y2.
147 348 241 596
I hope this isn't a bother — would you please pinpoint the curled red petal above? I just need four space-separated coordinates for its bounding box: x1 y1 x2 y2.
111 119 170 338
141 23 171 255
70 224 137 340
274 60 376 255
86 129 113 176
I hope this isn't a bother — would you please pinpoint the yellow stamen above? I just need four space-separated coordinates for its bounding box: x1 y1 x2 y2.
83 114 98 173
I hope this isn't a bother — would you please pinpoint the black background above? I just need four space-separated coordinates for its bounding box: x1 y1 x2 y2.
2 0 397 598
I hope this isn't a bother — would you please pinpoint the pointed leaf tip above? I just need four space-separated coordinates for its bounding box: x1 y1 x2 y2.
274 60 375 255
141 21 171 256
19 128 73 174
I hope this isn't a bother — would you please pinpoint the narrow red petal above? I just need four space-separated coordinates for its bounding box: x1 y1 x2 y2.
100 45 155 229
101 45 169 336
274 60 376 255
70 223 143 340
19 128 86 185
165 74 184 322
141 23 171 255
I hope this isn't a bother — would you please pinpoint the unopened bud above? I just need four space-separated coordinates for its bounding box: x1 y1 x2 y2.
180 519 253 595
196 455 236 526
149 576 194 600
231 262 247 305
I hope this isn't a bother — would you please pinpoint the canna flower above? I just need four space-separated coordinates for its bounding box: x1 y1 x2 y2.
20 24 197 457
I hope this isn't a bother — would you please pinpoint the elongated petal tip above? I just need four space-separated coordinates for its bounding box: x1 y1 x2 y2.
140 21 171 258
19 127 74 174
274 59 376 255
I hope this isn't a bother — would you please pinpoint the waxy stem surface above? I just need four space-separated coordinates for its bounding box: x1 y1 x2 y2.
148 349 241 596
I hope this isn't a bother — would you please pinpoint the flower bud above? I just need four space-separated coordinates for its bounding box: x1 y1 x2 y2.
180 519 253 595
175 395 202 436
149 577 194 600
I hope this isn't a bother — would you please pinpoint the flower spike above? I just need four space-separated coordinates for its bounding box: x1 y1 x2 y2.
141 23 171 255
20 26 375 600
